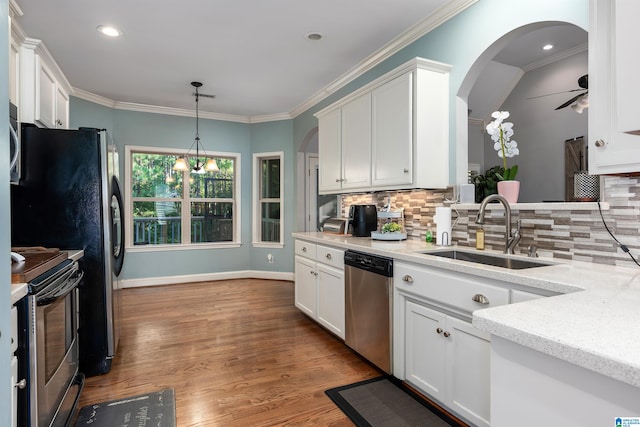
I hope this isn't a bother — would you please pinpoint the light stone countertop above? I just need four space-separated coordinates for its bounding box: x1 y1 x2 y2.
292 232 640 388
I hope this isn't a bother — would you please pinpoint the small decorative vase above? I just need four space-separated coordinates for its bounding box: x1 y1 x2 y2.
497 180 520 203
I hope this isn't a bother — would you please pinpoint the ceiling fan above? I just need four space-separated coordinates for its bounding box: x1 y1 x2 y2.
529 74 588 111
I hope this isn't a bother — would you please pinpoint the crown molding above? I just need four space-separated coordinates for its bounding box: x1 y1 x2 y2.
72 0 476 123
522 42 588 72
21 37 73 94
9 0 23 18
290 0 478 117
72 88 293 124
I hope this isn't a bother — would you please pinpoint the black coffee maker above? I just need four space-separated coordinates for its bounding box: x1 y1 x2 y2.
348 205 378 237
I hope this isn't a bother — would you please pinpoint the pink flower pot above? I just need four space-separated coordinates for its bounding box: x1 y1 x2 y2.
497 180 520 203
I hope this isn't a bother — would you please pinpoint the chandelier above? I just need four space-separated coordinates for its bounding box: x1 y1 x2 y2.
173 82 219 173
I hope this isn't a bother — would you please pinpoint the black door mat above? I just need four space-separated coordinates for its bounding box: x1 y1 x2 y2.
75 388 175 427
325 377 460 427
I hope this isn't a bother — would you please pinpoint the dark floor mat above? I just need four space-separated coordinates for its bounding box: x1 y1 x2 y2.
326 377 457 427
75 388 175 427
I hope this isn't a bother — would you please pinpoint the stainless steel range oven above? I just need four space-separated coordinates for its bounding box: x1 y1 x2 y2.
19 259 85 427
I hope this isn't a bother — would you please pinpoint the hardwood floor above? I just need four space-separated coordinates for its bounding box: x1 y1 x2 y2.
76 279 381 426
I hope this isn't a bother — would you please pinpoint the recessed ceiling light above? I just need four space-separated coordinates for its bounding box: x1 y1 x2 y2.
97 25 122 37
542 44 554 51
306 32 323 41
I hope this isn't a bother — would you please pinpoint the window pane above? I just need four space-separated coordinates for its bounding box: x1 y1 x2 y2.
131 153 183 198
190 158 234 199
261 202 280 242
261 158 280 199
191 202 233 243
133 201 182 245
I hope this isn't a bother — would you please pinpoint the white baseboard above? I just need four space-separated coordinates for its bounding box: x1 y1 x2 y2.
119 270 295 289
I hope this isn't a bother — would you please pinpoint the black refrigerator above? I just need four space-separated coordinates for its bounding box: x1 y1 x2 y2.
11 125 125 377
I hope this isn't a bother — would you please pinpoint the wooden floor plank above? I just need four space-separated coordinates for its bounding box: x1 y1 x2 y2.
77 279 380 426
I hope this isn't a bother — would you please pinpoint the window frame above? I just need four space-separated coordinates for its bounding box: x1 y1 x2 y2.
124 145 242 252
252 151 284 248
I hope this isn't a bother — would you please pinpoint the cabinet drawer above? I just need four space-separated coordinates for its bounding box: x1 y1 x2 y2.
395 262 509 313
317 245 344 269
295 240 317 258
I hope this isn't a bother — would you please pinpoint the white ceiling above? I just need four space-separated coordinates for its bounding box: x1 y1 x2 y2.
13 0 463 120
13 2 588 122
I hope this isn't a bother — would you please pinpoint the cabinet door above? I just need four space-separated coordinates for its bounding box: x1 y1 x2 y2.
36 56 57 128
372 72 413 187
445 316 491 427
318 108 343 193
405 300 446 401
589 0 640 174
294 256 317 317
316 263 345 339
9 36 20 106
56 86 69 129
341 94 371 190
614 0 640 135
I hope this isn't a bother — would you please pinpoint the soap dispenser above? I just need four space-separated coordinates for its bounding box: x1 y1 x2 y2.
476 226 485 250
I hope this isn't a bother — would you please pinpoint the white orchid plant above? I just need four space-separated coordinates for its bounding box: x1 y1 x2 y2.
486 111 519 181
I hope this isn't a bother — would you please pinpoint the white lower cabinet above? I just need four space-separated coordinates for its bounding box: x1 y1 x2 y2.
394 261 504 427
294 240 345 339
404 299 491 427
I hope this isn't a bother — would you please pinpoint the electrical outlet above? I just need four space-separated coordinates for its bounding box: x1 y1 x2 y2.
267 253 274 264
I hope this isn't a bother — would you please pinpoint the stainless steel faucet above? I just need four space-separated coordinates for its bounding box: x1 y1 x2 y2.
475 194 521 254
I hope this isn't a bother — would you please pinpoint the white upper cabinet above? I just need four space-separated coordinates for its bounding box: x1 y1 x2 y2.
19 38 71 129
315 57 451 194
372 72 413 187
341 93 372 190
318 108 343 192
589 0 640 174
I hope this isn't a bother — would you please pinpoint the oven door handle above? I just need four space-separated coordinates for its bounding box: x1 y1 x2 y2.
37 270 84 306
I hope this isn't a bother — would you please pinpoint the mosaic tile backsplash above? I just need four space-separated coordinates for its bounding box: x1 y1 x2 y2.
341 176 640 267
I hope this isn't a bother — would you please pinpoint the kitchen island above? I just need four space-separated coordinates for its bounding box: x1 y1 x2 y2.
293 232 640 424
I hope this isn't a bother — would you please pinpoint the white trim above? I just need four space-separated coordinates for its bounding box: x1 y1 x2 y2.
124 145 242 249
292 0 477 118
252 242 285 249
522 42 588 72
314 57 451 118
252 151 284 246
120 270 294 289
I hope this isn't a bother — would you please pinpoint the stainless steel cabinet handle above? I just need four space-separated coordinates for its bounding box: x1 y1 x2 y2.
336 178 341 182
403 168 409 173
594 139 605 148
472 294 490 304
402 275 414 283
15 379 26 389
443 331 451 338
436 327 443 334
325 253 332 260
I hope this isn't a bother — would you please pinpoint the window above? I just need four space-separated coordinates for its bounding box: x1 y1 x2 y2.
125 146 241 249
253 152 283 246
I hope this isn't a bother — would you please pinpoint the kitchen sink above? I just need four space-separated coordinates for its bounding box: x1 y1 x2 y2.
418 250 554 270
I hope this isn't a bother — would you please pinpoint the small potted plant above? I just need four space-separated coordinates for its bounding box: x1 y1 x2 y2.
486 111 520 203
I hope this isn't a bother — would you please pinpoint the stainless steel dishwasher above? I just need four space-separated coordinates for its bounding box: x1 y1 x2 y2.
344 250 393 374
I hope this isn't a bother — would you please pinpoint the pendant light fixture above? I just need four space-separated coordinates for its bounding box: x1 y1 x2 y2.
173 82 219 173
